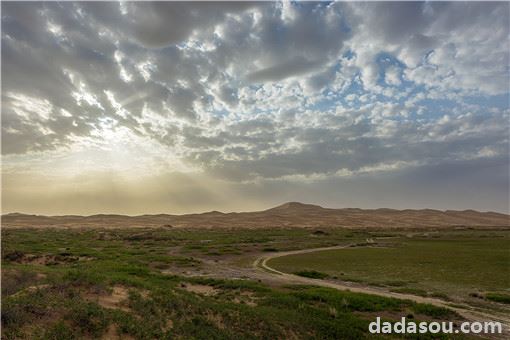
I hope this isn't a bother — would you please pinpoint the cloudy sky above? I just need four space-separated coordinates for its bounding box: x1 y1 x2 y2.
2 1 509 215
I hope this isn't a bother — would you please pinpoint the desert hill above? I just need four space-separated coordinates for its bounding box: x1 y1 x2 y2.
2 202 509 229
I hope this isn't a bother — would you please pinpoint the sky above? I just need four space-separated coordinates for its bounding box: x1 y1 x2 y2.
1 1 509 215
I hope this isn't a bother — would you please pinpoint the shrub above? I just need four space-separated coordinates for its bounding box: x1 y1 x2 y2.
3 250 25 262
294 270 329 279
430 292 451 301
411 303 455 319
176 316 234 339
44 321 76 340
1 300 25 327
66 302 108 337
63 269 106 287
469 292 482 299
1 270 38 296
486 293 510 304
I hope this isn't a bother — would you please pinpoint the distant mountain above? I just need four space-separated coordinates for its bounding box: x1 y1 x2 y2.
265 202 325 212
2 202 509 229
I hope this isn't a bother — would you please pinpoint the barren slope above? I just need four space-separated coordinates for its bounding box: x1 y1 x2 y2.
2 202 509 229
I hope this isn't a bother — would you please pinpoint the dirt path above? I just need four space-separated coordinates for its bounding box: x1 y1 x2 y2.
252 245 510 336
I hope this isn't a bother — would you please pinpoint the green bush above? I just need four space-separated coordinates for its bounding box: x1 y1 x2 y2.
486 292 510 304
43 321 76 340
175 316 235 339
66 302 108 337
411 303 455 319
1 270 38 296
2 250 25 262
63 269 106 287
1 300 25 328
294 270 329 279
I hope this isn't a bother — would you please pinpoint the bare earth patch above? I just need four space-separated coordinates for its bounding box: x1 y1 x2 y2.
181 283 218 296
11 284 51 298
85 285 130 312
163 319 174 332
205 310 226 329
233 291 258 307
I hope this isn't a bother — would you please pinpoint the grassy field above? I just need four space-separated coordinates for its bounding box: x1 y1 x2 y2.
1 227 469 339
269 231 510 304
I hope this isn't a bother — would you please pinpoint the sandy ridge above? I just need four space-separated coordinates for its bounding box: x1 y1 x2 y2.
3 202 509 229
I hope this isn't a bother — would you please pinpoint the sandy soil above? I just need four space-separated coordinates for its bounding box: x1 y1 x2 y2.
3 202 509 229
182 283 218 296
84 285 131 312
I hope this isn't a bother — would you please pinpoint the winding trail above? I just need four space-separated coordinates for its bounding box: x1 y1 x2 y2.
252 244 510 336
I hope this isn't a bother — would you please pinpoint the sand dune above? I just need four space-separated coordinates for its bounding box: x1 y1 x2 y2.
2 202 509 229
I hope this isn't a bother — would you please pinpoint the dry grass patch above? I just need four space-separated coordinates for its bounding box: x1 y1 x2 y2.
163 319 174 332
232 291 258 306
205 310 226 329
11 284 51 298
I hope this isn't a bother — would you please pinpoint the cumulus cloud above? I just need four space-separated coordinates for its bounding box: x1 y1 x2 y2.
1 1 509 213
246 57 322 83
345 1 509 94
384 65 401 86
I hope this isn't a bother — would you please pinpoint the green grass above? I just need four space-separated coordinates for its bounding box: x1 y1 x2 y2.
2 269 457 339
269 235 510 300
1 227 486 339
485 292 510 304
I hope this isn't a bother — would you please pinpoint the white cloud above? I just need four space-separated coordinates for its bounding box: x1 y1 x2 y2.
345 2 509 95
384 65 401 86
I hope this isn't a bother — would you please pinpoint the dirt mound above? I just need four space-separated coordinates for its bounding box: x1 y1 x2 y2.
181 283 218 296
84 286 131 312
3 251 95 265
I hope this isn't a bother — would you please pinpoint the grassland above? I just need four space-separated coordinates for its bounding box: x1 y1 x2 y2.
268 231 510 306
1 227 473 339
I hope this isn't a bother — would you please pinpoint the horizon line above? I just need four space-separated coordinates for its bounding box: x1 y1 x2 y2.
2 201 509 218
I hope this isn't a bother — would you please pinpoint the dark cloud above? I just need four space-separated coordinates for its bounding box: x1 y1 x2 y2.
125 2 259 48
